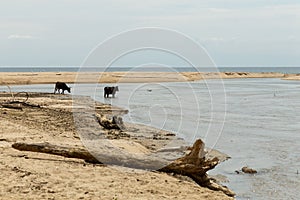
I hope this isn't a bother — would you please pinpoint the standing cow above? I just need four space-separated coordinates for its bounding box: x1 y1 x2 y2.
104 86 119 98
54 82 71 94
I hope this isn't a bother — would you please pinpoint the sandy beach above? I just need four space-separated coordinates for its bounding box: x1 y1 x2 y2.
0 71 289 85
1 71 296 199
2 0 299 199
282 73 300 80
0 91 234 200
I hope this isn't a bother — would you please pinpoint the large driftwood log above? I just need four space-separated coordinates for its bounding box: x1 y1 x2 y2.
158 140 235 197
12 139 235 197
12 141 170 170
159 140 217 184
12 142 100 164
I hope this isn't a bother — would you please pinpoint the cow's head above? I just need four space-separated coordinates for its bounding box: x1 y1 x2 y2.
115 86 119 91
67 87 71 93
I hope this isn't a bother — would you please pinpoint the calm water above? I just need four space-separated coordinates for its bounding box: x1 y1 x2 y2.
0 66 300 73
1 78 300 200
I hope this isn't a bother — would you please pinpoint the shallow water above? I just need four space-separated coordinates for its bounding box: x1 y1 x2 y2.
2 78 300 200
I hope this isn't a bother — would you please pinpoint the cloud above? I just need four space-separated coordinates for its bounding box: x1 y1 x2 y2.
7 34 37 40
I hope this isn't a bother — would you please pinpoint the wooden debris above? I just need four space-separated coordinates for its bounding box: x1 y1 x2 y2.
159 139 235 197
10 101 41 108
1 101 40 110
95 114 125 130
11 139 235 197
12 142 100 164
1 103 23 110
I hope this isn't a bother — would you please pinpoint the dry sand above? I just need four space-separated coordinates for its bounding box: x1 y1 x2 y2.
0 71 289 85
0 92 233 200
282 73 300 80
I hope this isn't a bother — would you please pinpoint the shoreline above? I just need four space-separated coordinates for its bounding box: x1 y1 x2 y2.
0 92 234 199
0 71 295 85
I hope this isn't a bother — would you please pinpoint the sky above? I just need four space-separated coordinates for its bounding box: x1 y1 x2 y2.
0 0 299 67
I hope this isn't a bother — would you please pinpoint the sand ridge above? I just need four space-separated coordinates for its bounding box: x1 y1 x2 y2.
0 71 290 85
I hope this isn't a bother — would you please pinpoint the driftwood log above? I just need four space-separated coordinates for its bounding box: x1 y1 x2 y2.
1 103 23 110
158 140 235 196
95 114 125 130
1 101 40 110
12 143 100 164
0 91 40 109
12 139 235 197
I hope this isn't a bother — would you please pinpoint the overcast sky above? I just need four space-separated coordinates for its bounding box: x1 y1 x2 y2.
0 0 299 67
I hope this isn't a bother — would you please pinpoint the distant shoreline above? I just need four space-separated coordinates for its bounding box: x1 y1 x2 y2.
0 71 298 85
1 66 300 74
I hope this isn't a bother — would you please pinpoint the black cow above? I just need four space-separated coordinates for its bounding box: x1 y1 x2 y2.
54 82 71 94
104 86 119 98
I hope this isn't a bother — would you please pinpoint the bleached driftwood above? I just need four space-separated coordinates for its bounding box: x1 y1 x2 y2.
12 142 100 164
11 139 235 197
94 114 125 130
158 139 235 197
12 141 169 169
